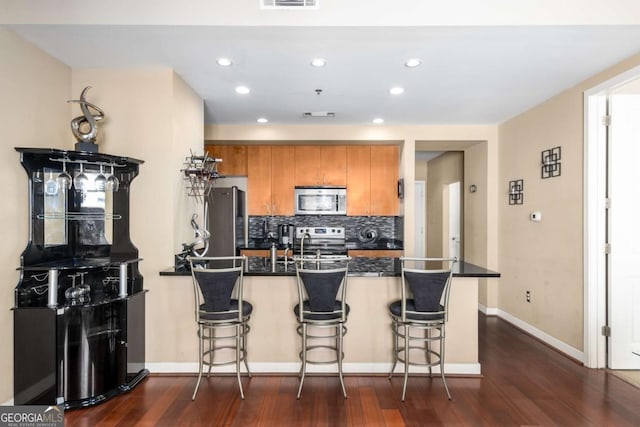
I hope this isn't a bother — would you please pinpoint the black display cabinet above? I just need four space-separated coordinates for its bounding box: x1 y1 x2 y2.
13 147 148 409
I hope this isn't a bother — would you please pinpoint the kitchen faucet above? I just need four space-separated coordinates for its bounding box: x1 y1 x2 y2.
283 247 291 272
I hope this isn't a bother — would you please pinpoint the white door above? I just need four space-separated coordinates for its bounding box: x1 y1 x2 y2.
414 181 426 257
608 88 640 369
448 181 461 260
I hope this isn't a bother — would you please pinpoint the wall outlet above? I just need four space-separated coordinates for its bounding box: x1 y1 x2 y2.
530 211 542 222
526 290 531 303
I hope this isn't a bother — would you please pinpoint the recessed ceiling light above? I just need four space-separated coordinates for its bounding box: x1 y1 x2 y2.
217 57 232 67
389 86 404 95
257 117 268 124
235 86 250 95
373 118 384 124
310 58 326 67
405 58 421 68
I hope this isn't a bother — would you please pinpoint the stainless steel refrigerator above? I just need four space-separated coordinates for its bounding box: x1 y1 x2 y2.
205 187 246 257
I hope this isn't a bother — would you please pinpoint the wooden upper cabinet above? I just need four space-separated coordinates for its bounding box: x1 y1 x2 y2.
346 146 372 216
247 146 272 215
321 145 347 186
370 145 399 215
294 146 322 185
347 145 399 216
204 144 247 176
295 145 347 186
247 145 295 216
270 146 295 215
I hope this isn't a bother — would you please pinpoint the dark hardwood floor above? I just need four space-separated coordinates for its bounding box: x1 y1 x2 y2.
65 315 640 426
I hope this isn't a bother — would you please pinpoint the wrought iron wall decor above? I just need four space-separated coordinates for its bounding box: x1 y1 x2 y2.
541 146 561 179
509 179 524 205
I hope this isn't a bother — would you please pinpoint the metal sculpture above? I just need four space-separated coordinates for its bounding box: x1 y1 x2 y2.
68 86 104 151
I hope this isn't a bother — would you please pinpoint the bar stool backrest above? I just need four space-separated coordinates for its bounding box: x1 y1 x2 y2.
400 257 456 322
295 257 350 322
189 256 246 323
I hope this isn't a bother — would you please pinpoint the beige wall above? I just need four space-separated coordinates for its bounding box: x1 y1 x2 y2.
498 52 640 351
425 152 463 257
0 27 71 404
71 68 204 364
464 142 494 307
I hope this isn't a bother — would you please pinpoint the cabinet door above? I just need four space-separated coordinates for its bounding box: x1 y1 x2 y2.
370 145 399 215
321 145 347 186
271 146 295 215
205 145 247 176
294 146 322 185
346 146 371 215
247 146 272 215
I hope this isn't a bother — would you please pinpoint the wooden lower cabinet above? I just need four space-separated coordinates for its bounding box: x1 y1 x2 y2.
348 249 403 258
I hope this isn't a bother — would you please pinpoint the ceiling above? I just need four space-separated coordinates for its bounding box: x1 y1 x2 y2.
7 24 640 125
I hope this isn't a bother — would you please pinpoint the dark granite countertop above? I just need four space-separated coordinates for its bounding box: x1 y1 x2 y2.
160 259 499 278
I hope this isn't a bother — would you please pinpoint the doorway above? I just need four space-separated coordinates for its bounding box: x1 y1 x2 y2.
444 181 461 259
585 66 640 371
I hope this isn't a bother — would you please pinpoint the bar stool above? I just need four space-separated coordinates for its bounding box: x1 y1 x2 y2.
189 256 252 400
388 257 456 401
294 256 351 399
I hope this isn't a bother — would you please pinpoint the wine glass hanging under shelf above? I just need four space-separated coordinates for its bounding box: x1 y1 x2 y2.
36 212 122 221
181 151 221 202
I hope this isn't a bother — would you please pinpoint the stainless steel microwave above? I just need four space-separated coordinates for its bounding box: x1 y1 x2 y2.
294 186 347 215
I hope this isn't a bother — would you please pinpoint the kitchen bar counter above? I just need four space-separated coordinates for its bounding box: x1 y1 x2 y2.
159 259 499 376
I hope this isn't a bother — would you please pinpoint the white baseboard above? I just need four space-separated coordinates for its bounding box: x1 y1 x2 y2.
478 304 499 316
496 309 585 363
1 398 14 406
146 362 481 376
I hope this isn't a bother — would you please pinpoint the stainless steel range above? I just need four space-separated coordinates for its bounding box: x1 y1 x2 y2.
295 226 346 255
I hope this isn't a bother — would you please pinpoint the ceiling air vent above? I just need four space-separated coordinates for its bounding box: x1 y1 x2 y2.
303 111 335 118
261 0 318 10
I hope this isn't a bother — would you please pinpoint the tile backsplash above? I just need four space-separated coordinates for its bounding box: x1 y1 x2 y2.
248 215 403 242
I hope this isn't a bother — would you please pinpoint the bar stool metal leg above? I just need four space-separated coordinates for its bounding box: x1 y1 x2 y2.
389 319 399 380
440 326 451 400
338 323 347 398
192 324 205 401
297 323 308 399
401 323 410 401
236 324 245 399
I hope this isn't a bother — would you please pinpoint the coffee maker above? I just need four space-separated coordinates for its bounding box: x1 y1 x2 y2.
277 224 294 246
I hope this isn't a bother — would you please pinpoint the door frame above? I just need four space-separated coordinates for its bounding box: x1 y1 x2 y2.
414 180 426 258
584 64 640 369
